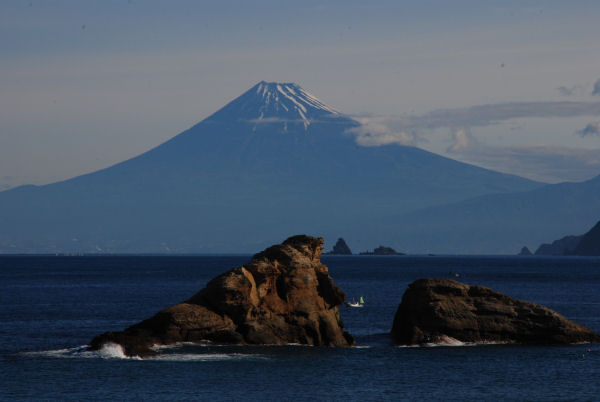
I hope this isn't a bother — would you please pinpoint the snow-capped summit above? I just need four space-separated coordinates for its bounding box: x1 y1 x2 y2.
210 81 339 130
254 81 338 116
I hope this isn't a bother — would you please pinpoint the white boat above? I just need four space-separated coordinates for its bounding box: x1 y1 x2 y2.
346 296 365 308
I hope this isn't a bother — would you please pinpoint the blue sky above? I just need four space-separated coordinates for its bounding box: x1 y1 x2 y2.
2 0 600 188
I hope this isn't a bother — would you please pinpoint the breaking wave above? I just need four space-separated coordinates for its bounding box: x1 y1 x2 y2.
22 343 140 360
21 343 269 362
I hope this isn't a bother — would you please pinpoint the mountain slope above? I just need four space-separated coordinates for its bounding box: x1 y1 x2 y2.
368 175 600 254
535 235 583 256
0 81 541 253
573 220 600 256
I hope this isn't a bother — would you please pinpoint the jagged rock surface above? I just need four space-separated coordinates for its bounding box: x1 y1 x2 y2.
392 278 600 345
90 235 354 356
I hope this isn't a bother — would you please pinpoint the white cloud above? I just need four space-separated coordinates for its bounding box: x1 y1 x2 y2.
447 128 477 153
346 117 416 147
348 101 600 152
343 102 600 182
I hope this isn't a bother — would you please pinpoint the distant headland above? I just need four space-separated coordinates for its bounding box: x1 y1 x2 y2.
534 219 600 256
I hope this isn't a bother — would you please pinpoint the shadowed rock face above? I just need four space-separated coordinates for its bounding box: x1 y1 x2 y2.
90 235 354 356
392 278 600 345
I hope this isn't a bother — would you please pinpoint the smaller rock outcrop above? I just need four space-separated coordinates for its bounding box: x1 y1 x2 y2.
326 238 352 255
359 246 404 255
90 235 354 357
392 278 600 345
518 246 532 256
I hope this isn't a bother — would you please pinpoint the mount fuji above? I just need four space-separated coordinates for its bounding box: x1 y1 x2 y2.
0 81 542 253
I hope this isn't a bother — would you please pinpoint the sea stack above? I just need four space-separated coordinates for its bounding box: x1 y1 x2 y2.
392 278 600 345
90 235 354 357
518 246 532 256
327 238 352 255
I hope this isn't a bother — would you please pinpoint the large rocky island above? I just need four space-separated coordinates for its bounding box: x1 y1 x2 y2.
90 235 354 357
392 278 600 345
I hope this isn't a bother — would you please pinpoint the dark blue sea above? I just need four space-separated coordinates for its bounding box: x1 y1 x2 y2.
1 255 600 401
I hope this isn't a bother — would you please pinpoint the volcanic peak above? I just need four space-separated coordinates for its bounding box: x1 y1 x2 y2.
214 81 340 130
256 81 338 113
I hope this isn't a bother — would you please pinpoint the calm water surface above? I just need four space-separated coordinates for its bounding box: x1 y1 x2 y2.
1 255 599 401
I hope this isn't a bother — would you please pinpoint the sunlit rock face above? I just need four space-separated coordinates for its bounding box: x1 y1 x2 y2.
90 235 354 357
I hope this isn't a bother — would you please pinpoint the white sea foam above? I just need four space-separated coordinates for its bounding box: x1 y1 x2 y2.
21 344 140 360
147 342 270 362
146 353 268 362
151 341 210 351
96 342 139 359
21 344 268 362
397 337 513 348
22 344 140 360
427 335 466 347
22 346 86 359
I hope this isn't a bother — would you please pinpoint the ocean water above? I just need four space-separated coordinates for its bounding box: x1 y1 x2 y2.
1 255 600 401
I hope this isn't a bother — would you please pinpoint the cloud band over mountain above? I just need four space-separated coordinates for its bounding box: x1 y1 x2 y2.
346 101 600 182
348 101 600 144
